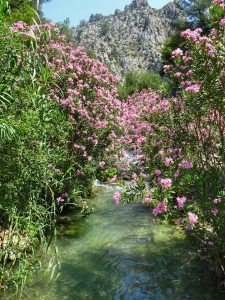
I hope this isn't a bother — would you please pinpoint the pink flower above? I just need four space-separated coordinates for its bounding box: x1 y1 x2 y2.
211 208 219 216
99 161 106 168
154 169 161 176
176 196 187 208
177 218 182 225
55 168 61 174
181 28 202 41
172 48 183 58
213 198 221 204
174 169 180 177
185 84 201 94
142 197 153 205
174 72 182 77
160 178 172 189
158 150 164 156
185 224 192 231
188 212 198 225
48 163 52 168
43 23 54 30
113 191 121 204
180 161 193 169
11 21 26 31
110 175 117 183
220 17 225 26
164 157 173 167
153 201 168 216
56 197 64 203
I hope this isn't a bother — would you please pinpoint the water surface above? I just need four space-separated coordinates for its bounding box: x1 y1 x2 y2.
10 185 224 299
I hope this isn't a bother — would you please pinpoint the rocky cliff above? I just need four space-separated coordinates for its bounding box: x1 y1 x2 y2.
73 0 182 77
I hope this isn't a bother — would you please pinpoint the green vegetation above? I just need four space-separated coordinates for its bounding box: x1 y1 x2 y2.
100 21 110 36
162 0 212 66
0 0 120 293
118 71 163 99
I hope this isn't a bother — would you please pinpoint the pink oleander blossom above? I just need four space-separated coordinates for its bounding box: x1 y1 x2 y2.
99 161 106 168
164 157 173 167
176 196 187 208
142 197 153 205
174 169 180 177
172 48 183 58
211 208 219 216
113 191 121 204
185 84 201 94
177 218 182 225
56 197 64 203
180 161 193 169
154 169 161 176
213 198 222 204
110 175 117 183
174 72 182 77
188 212 198 225
152 201 168 216
160 178 172 189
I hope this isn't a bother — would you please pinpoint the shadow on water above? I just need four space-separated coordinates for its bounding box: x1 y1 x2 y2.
49 241 222 300
4 185 224 300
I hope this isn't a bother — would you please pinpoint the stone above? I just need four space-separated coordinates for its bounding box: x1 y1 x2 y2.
73 1 183 78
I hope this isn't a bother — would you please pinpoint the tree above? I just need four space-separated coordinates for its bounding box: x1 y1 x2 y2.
175 0 212 29
100 21 110 36
162 0 212 67
6 0 52 23
56 18 76 44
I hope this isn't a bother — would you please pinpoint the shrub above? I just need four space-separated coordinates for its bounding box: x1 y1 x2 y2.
0 19 121 291
118 0 225 282
118 71 163 99
100 21 110 36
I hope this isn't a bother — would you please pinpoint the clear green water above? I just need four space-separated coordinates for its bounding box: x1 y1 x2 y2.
7 185 224 299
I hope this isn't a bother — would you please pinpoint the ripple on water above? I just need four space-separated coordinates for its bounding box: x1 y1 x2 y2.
4 185 224 300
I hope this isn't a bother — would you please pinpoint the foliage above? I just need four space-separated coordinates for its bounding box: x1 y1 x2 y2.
100 21 110 36
0 17 122 291
55 18 76 44
162 0 212 67
118 71 163 99
116 0 225 284
175 0 212 28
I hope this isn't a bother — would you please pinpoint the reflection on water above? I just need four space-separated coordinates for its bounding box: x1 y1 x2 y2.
5 185 224 299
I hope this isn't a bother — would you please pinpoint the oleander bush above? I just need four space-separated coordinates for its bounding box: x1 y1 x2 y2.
0 11 122 290
116 0 225 284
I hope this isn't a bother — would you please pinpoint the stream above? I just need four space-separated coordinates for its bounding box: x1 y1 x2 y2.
7 184 224 299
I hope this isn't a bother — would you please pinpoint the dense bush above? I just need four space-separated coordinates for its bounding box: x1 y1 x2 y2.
118 70 162 99
162 0 212 67
117 0 225 284
0 16 122 290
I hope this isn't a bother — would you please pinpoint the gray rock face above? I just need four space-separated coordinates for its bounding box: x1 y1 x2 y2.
74 0 182 77
128 0 149 9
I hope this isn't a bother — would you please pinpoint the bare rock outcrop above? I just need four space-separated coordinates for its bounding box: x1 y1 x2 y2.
74 0 182 77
